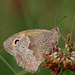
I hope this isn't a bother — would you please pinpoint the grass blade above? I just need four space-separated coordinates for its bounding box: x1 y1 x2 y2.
0 55 17 74
70 13 75 41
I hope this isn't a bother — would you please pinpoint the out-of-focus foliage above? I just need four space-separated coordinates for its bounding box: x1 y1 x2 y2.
0 0 75 75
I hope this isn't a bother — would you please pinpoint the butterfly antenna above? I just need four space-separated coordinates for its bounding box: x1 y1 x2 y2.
56 16 67 26
54 10 58 27
54 15 56 27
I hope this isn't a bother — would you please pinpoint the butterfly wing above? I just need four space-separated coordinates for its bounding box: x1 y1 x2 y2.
3 29 59 73
3 29 50 55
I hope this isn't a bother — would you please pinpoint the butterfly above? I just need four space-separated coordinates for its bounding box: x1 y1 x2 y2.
3 27 60 73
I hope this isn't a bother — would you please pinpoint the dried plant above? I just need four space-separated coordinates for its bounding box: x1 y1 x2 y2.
42 34 75 75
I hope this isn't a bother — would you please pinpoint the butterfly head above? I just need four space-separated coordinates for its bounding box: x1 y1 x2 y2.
51 26 59 33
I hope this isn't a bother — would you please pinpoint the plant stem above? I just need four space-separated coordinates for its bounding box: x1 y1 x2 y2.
14 70 29 75
63 72 66 75
70 13 75 41
0 55 17 74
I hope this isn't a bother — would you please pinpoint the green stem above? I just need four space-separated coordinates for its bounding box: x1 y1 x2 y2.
70 13 75 41
14 70 29 75
63 72 66 75
0 55 17 74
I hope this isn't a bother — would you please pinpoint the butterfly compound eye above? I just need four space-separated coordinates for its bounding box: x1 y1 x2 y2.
55 27 59 32
15 39 19 44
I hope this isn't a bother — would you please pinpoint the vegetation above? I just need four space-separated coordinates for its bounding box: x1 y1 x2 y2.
0 0 75 75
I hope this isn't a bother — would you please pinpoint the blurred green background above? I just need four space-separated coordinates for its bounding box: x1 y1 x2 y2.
0 0 75 75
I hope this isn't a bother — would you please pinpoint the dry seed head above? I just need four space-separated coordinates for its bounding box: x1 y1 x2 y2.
42 34 75 75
